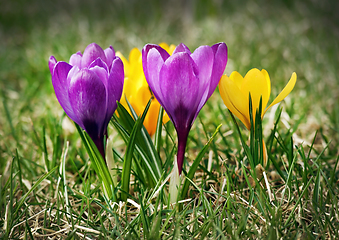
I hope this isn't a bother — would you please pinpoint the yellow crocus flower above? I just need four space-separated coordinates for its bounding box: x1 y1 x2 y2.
116 43 175 136
219 68 297 130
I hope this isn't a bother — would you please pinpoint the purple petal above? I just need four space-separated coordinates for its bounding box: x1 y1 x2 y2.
142 45 169 106
190 45 214 113
159 52 200 128
48 56 57 74
104 46 115 69
81 43 107 68
105 57 124 125
88 61 110 126
69 51 82 68
208 42 228 98
68 68 107 138
172 43 191 55
67 65 80 82
142 44 170 83
52 62 80 124
89 65 109 87
88 58 109 73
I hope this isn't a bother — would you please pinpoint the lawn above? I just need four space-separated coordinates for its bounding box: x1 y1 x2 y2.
1 0 339 239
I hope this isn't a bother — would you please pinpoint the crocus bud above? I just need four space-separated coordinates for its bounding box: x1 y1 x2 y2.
49 43 124 159
142 42 228 174
219 68 297 130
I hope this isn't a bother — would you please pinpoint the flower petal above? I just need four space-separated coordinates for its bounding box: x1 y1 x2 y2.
118 48 144 117
138 86 158 136
87 60 110 125
172 43 191 55
128 48 146 91
191 45 214 83
69 51 82 68
229 71 244 89
159 52 200 128
159 42 176 55
48 56 57 74
241 68 269 118
142 45 169 106
52 61 80 124
88 58 109 73
208 42 228 99
261 69 271 107
104 46 115 69
142 44 170 81
68 68 107 138
106 57 124 122
129 48 142 64
265 72 297 114
219 75 251 129
190 45 214 113
89 66 109 90
81 43 107 68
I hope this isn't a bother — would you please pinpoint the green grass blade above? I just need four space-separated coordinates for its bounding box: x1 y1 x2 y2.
181 124 221 200
121 101 150 201
280 153 298 205
284 176 313 226
14 165 58 217
154 106 164 154
75 124 116 202
138 193 150 238
125 97 163 179
229 110 253 165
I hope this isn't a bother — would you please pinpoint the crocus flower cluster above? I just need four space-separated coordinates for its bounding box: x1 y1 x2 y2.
116 43 175 136
49 41 297 200
142 42 228 174
49 43 124 159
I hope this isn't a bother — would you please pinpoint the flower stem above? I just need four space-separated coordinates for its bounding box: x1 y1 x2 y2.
92 137 106 162
176 130 189 175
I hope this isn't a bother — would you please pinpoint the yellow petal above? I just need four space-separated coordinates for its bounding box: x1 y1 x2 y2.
159 43 176 55
229 71 244 89
261 69 271 108
159 42 170 50
144 100 160 136
265 72 297 114
128 48 142 63
163 111 170 124
219 75 251 129
120 86 129 109
131 85 152 115
241 68 269 120
144 100 169 136
168 45 176 55
116 51 129 75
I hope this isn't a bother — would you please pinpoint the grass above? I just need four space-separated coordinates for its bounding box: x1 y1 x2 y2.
1 0 339 239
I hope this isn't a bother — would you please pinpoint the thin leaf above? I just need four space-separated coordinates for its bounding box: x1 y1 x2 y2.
14 166 58 217
181 124 222 200
155 106 164 154
121 100 151 201
284 176 313 226
75 124 116 202
125 97 163 178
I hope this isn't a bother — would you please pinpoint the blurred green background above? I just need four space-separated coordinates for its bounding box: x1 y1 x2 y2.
0 0 339 144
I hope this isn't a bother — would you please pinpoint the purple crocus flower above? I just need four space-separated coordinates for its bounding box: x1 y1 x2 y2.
142 42 227 174
49 43 124 159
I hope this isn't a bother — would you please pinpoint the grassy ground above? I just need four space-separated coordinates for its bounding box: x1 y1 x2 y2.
1 0 339 239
